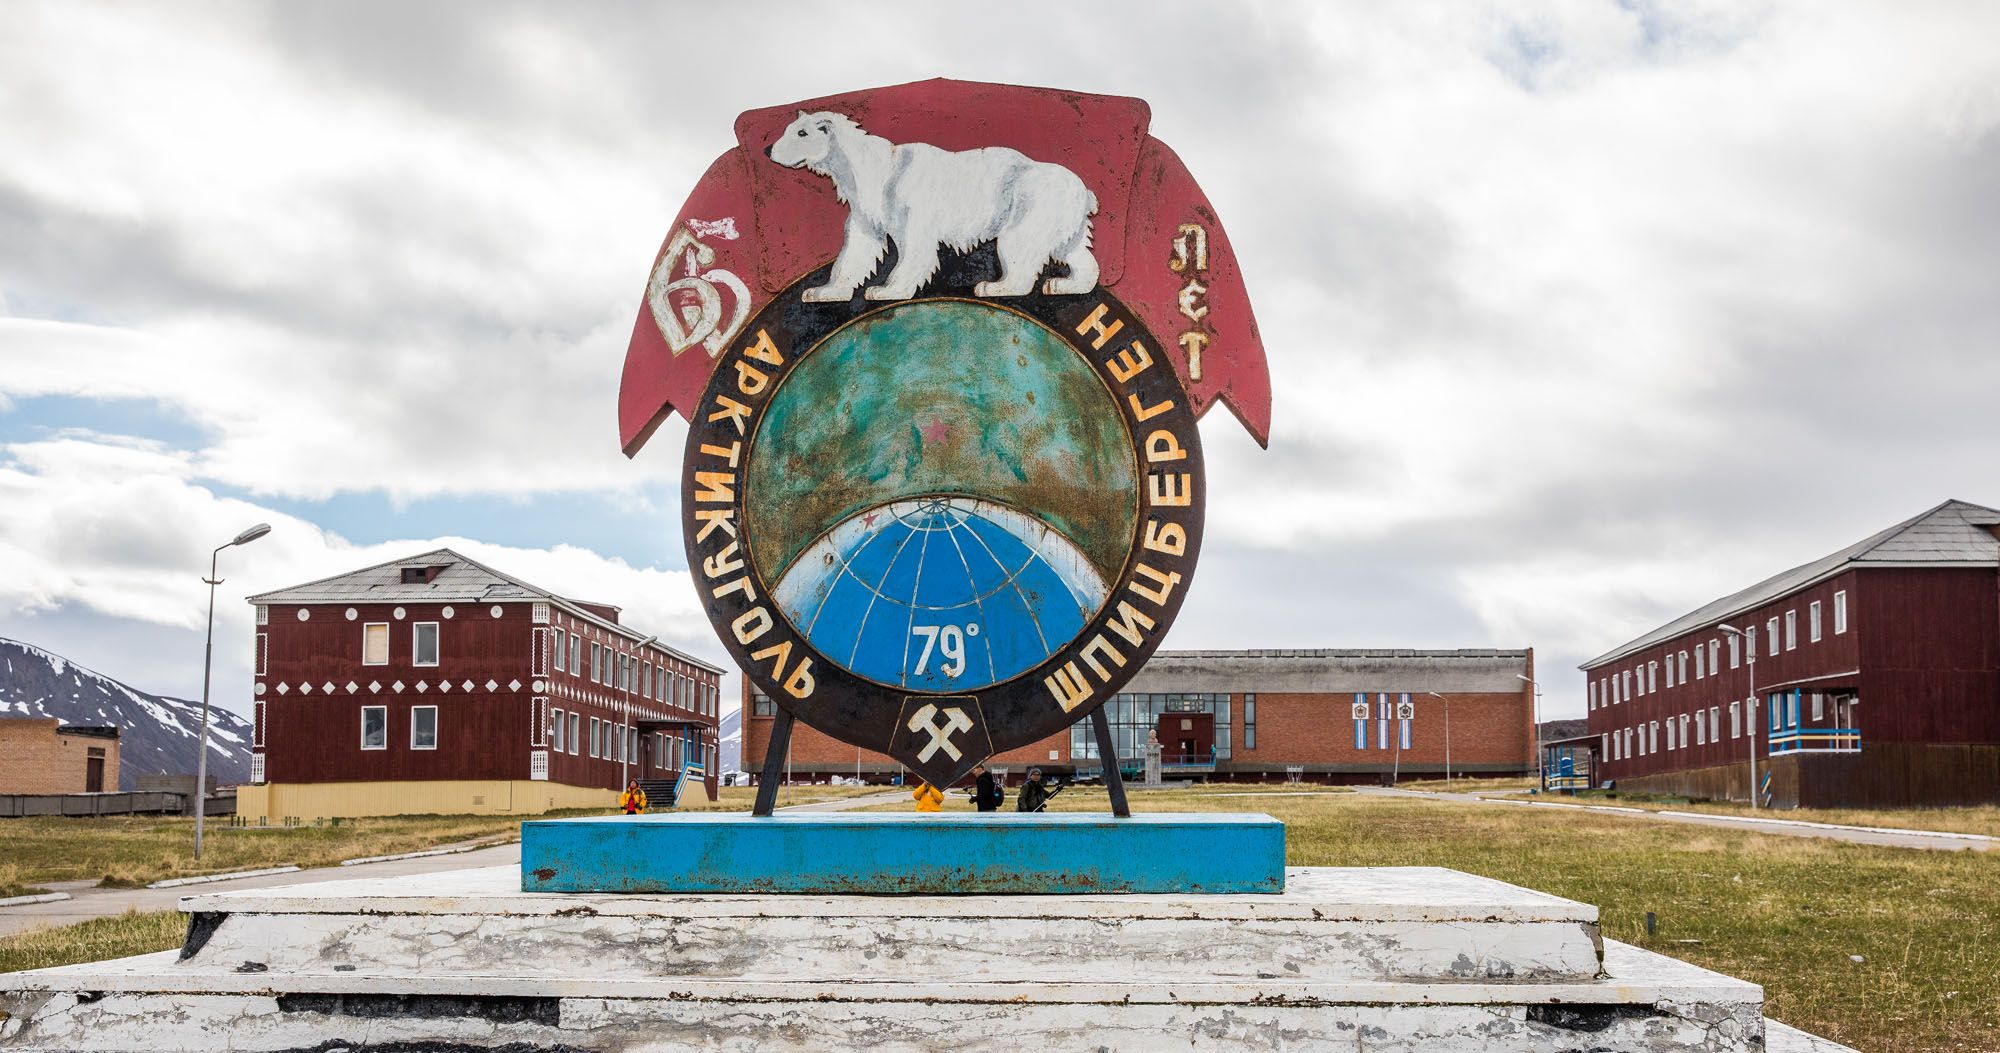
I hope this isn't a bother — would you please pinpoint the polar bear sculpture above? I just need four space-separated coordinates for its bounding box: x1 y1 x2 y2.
766 111 1099 302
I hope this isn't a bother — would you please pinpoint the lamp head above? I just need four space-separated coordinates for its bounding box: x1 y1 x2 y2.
1718 623 1743 636
231 524 273 546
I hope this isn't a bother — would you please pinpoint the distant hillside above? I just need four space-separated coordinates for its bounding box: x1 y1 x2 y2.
1539 718 1588 742
718 707 742 774
0 637 252 789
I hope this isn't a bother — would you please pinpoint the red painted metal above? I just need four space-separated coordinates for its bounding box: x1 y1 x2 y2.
616 78 1271 458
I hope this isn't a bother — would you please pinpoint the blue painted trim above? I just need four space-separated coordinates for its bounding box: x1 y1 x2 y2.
520 812 1285 895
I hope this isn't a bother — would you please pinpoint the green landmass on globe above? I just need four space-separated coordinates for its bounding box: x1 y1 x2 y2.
745 300 1138 586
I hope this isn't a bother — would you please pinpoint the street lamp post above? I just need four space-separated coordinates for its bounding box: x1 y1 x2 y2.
195 523 272 861
1516 674 1543 791
1718 624 1759 809
1427 691 1452 787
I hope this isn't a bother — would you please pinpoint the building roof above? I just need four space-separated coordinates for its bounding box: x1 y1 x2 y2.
248 548 725 674
1581 499 2000 670
1127 648 1532 694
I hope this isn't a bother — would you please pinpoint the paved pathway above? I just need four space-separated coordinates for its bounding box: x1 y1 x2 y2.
1350 786 1999 852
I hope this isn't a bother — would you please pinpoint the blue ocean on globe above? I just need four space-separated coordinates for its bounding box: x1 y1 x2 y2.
771 497 1110 692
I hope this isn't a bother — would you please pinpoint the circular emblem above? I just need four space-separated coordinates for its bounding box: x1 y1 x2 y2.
683 265 1205 787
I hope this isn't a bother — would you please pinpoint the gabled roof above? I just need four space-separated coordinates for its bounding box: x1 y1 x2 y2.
1582 499 2000 670
247 548 725 674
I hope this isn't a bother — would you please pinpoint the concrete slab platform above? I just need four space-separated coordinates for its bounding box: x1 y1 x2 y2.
519 811 1286 894
0 865 1858 1051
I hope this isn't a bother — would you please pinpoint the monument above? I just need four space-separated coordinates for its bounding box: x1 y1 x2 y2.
0 80 1850 1051
520 77 1284 895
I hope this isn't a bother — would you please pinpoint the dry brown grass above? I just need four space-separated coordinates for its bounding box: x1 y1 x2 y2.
0 910 184 974
1 811 596 887
1393 775 1537 794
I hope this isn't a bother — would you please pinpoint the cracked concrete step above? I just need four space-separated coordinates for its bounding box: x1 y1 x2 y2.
4 942 1777 1052
164 864 1606 984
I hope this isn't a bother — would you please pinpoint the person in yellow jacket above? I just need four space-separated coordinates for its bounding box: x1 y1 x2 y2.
912 782 944 812
620 780 648 815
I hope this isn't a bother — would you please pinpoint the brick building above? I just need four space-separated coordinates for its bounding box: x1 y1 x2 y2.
1582 499 2000 807
745 648 1537 784
0 718 120 794
241 549 723 820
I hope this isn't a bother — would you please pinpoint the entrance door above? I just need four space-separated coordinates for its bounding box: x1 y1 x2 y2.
1155 712 1214 764
86 756 105 793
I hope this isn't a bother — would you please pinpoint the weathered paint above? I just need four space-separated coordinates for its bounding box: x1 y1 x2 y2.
617 79 1272 457
519 812 1282 894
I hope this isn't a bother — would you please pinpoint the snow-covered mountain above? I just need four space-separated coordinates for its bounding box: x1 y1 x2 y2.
0 637 252 789
717 707 742 775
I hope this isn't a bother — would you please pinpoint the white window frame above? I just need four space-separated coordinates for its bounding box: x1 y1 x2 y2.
1665 658 1675 689
1834 590 1848 634
1695 712 1705 746
1730 701 1741 738
361 705 388 750
1647 661 1658 694
570 635 582 675
589 717 601 758
1710 706 1721 742
1694 645 1704 680
552 707 566 752
1709 639 1721 675
568 712 581 756
1810 601 1823 642
250 753 266 784
1729 634 1740 668
413 622 440 667
1679 650 1689 683
411 705 438 750
553 629 567 672
1784 610 1797 651
1767 618 1780 656
530 750 549 781
363 622 390 666
1666 720 1677 750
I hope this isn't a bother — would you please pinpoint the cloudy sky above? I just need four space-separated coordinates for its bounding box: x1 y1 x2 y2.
4 1 1998 727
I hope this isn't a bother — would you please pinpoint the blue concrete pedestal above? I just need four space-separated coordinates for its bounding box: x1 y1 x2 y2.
519 812 1284 894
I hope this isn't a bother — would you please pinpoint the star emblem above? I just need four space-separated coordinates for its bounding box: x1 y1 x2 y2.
919 417 949 444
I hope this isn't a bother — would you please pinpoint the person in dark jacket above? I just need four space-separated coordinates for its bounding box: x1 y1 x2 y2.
1016 767 1050 813
973 764 1004 812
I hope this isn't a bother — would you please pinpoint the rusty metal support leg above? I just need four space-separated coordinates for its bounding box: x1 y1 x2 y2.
1091 706 1131 818
752 709 795 817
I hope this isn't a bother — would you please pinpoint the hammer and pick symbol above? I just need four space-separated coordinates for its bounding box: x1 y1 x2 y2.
907 703 974 763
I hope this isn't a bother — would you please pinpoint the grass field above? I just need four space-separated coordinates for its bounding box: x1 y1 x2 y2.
873 784 1996 1052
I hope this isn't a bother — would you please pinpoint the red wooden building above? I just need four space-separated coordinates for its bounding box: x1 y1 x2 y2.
1581 499 2000 807
242 549 722 820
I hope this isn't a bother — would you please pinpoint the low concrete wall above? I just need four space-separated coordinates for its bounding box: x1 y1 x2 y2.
239 780 617 822
0 791 185 818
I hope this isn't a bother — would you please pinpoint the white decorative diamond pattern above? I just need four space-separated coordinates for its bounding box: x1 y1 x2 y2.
322 682 337 694
485 679 499 692
345 682 359 694
276 682 290 695
438 680 452 693
508 679 522 692
462 680 476 692
391 681 405 693
368 681 381 693
415 681 428 693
